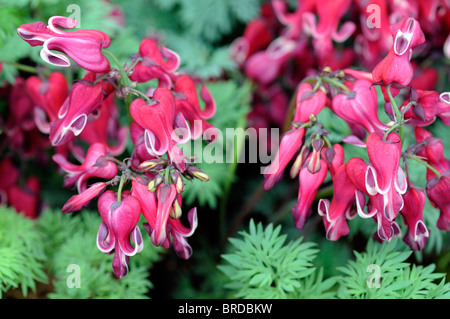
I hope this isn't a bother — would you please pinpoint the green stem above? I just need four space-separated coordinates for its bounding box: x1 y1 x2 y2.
102 49 130 87
406 155 441 179
116 173 127 202
126 57 142 76
3 61 50 76
312 78 322 92
102 50 134 123
383 122 402 140
386 84 404 143
322 135 332 148
322 76 350 94
128 88 152 104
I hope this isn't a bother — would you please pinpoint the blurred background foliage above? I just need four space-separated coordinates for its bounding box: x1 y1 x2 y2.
0 0 449 299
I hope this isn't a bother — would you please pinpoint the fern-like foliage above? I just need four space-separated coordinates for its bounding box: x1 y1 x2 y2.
0 206 47 297
218 220 319 298
336 239 450 299
220 221 450 299
37 210 163 299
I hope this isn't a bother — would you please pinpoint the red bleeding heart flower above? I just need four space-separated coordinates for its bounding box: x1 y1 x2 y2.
129 88 190 171
129 38 180 87
244 36 305 85
332 79 389 138
53 143 118 193
414 126 450 180
294 83 327 123
400 186 429 251
426 172 450 231
173 75 217 141
292 159 328 230
346 156 402 242
318 164 355 241
25 72 68 133
61 182 107 214
263 127 305 190
96 190 143 278
131 179 197 259
17 16 110 72
372 17 425 87
7 176 41 219
302 0 355 58
49 77 104 146
400 90 450 126
230 17 274 65
365 132 407 221
79 94 128 156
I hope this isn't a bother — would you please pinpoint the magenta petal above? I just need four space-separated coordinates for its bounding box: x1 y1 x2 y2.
130 89 183 158
49 80 104 146
109 195 142 256
62 182 106 214
366 132 402 194
264 128 305 190
97 221 115 253
131 179 157 227
292 160 328 230
426 173 450 231
112 248 129 279
172 112 191 144
355 190 377 219
401 187 429 250
332 21 356 42
152 184 177 246
317 165 354 240
295 83 327 123
342 135 367 147
169 207 198 259
18 16 111 72
332 80 388 135
376 213 402 242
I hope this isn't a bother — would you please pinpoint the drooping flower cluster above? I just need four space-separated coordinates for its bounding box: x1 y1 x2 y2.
263 16 450 251
16 16 216 278
231 0 450 149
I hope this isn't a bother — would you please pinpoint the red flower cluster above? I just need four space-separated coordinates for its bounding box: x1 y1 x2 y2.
14 16 216 278
263 15 450 251
231 0 450 146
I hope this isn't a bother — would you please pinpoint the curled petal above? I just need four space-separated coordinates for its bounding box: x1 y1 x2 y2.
97 221 115 253
169 208 198 259
112 248 130 279
263 128 305 190
62 182 106 214
152 184 177 246
332 21 356 42
18 16 111 72
317 165 354 240
292 160 328 230
355 190 377 219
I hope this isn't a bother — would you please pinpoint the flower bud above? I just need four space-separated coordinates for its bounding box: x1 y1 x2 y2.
170 195 182 219
188 166 209 182
148 174 163 192
290 145 309 179
171 170 184 193
138 158 164 171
